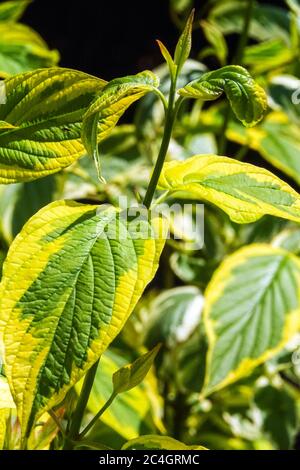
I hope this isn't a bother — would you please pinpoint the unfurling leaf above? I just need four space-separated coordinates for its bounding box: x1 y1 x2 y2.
158 155 300 224
178 65 267 126
174 9 194 74
112 344 161 395
0 200 167 438
203 245 300 395
0 68 105 183
82 71 159 180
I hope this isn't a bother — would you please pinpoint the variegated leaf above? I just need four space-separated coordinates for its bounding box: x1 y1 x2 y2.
0 68 105 183
0 23 59 77
178 65 267 127
82 71 159 179
203 245 300 394
158 155 300 224
0 200 167 438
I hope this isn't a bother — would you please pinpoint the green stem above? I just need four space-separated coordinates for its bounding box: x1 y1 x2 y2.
234 144 249 161
63 360 99 450
234 0 255 65
79 393 116 440
218 0 254 155
153 88 168 113
143 82 182 209
218 105 231 155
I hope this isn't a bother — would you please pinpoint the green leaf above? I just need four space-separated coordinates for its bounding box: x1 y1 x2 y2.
0 0 31 22
228 112 300 185
170 252 212 285
243 39 293 75
0 68 105 183
203 244 300 395
158 154 300 224
174 9 194 74
178 66 267 127
82 71 159 180
144 286 204 349
200 20 228 66
80 348 163 440
0 200 167 437
0 175 58 244
255 385 298 450
112 345 160 395
209 1 290 43
176 327 207 393
122 435 207 450
0 23 59 77
244 216 288 246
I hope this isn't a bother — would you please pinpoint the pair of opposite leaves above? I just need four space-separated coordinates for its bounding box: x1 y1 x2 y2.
1 65 300 438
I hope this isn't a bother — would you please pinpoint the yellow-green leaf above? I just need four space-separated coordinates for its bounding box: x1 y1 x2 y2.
157 40 176 77
82 71 159 179
243 39 293 74
0 68 105 183
0 375 15 409
80 349 164 441
178 65 267 127
174 9 194 74
0 200 167 438
0 22 59 77
200 20 228 66
227 112 300 185
203 244 300 395
208 0 290 43
0 373 15 450
112 345 160 395
0 0 30 22
122 435 207 450
158 155 300 224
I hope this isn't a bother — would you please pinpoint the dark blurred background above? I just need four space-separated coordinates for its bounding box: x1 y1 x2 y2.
23 0 180 79
22 0 285 80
